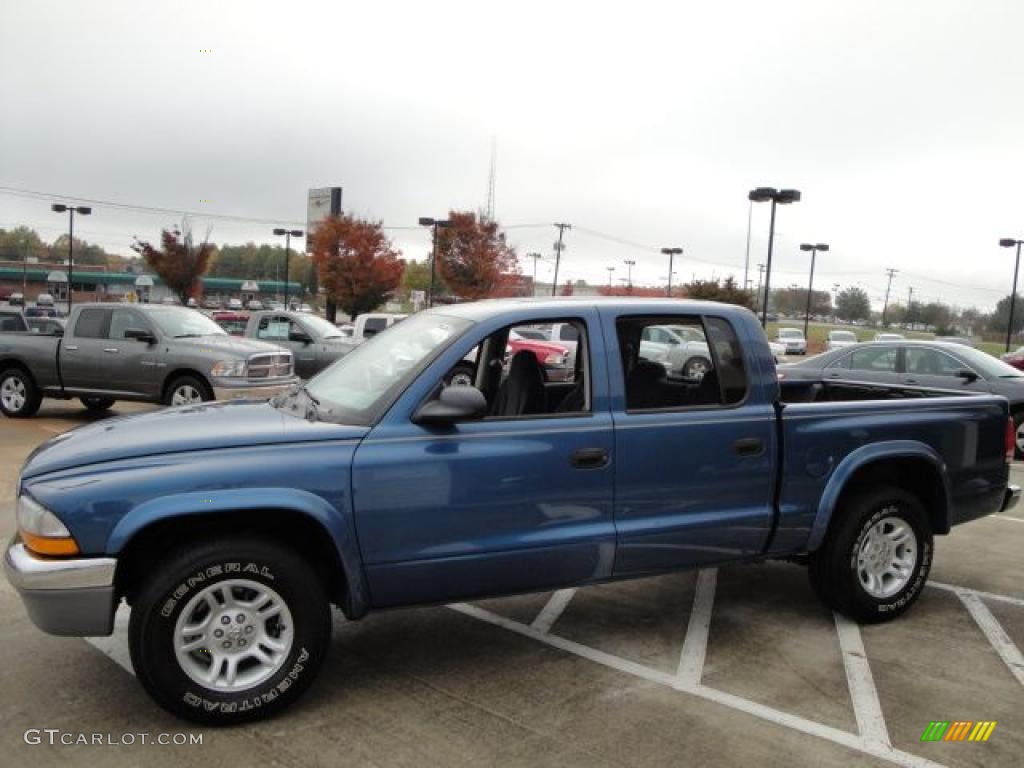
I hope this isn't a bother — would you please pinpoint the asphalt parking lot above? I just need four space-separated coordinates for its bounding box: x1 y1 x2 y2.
1 401 1022 767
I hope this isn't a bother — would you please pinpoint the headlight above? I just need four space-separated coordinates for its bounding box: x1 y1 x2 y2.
545 352 568 366
17 494 79 556
211 360 247 378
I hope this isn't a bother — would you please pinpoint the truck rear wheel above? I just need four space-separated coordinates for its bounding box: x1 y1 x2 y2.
128 537 332 725
0 367 42 418
808 486 932 623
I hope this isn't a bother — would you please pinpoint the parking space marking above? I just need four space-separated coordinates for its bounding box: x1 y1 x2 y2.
834 612 891 748
929 580 1024 608
530 588 577 634
957 592 1024 689
85 606 134 676
992 514 1024 524
676 567 716 689
450 602 946 768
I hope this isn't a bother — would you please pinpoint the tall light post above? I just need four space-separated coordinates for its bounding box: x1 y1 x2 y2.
748 187 801 327
50 203 91 312
799 243 828 338
419 217 452 308
606 265 616 288
832 283 840 321
1000 238 1024 352
272 228 303 308
660 247 682 297
623 259 636 291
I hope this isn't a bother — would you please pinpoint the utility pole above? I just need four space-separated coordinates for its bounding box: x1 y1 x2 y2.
906 286 914 326
551 223 571 296
527 252 541 296
743 199 753 290
756 263 765 312
881 268 899 326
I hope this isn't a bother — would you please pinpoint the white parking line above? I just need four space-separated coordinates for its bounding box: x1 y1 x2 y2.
450 602 946 768
958 592 1024 689
676 568 716 689
929 580 1024 608
992 514 1024 524
834 612 891 748
530 588 577 634
85 606 134 675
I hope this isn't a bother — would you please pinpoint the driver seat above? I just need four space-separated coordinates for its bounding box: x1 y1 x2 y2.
492 351 546 417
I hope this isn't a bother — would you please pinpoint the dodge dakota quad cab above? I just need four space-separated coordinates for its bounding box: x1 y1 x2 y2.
4 298 1018 725
0 303 297 416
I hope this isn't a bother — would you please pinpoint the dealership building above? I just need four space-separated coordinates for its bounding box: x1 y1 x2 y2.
0 260 301 305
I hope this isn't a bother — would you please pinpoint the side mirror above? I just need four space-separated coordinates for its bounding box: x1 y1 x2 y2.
413 385 488 426
955 369 979 383
124 328 156 343
289 330 312 344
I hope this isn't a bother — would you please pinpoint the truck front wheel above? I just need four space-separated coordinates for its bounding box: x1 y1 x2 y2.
0 367 42 418
129 537 332 725
164 375 213 406
808 486 932 623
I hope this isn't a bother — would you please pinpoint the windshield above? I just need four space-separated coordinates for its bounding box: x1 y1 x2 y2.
303 312 472 423
946 345 1024 378
148 307 227 337
301 314 344 339
778 328 803 339
830 331 856 341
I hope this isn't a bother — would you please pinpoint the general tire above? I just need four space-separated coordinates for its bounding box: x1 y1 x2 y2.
128 537 332 725
0 367 42 418
164 374 213 406
80 396 115 411
808 486 932 623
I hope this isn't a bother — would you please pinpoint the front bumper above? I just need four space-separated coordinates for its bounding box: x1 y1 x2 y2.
212 377 299 401
1001 484 1021 513
3 540 117 636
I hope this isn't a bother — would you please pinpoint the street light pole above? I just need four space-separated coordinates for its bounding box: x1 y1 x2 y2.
528 252 541 296
748 187 801 327
606 265 615 288
419 217 452 308
799 243 829 338
51 203 91 313
273 228 304 308
660 247 682 297
624 259 636 291
1000 238 1023 352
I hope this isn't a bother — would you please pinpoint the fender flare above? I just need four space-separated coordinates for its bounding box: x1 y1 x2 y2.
806 440 952 551
107 487 370 617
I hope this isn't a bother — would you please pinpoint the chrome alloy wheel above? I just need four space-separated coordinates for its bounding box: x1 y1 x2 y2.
173 579 294 692
1 375 26 412
1015 420 1024 454
856 513 918 599
171 384 203 405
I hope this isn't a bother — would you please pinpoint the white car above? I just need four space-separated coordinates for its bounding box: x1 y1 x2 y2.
767 340 787 361
874 332 905 342
227 298 243 311
640 324 714 379
826 330 858 351
776 327 807 355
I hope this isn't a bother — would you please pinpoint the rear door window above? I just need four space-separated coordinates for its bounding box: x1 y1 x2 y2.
849 347 898 373
73 308 109 338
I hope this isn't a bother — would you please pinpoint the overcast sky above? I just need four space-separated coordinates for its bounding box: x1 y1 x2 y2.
2 0 1024 310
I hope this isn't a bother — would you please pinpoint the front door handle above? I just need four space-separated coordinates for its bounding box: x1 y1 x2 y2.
571 447 609 469
65 345 78 351
103 348 120 353
734 437 764 457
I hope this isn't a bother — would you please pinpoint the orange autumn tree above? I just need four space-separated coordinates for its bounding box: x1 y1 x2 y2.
310 214 404 319
131 224 215 304
435 211 519 300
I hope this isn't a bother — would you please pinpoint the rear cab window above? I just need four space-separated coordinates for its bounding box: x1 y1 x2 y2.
72 308 109 338
616 314 748 411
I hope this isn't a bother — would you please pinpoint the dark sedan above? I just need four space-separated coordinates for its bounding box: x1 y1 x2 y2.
780 340 1024 457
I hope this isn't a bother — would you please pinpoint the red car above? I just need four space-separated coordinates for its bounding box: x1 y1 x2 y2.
1002 347 1024 370
506 330 573 381
211 310 249 336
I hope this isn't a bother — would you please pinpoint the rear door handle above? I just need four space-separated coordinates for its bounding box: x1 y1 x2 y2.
103 348 120 353
571 447 609 469
733 437 764 457
65 345 78 351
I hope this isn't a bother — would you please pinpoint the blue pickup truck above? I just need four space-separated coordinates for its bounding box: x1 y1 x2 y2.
5 298 1019 724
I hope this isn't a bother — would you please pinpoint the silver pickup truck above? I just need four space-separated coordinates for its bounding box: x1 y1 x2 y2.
0 303 297 417
240 310 352 379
